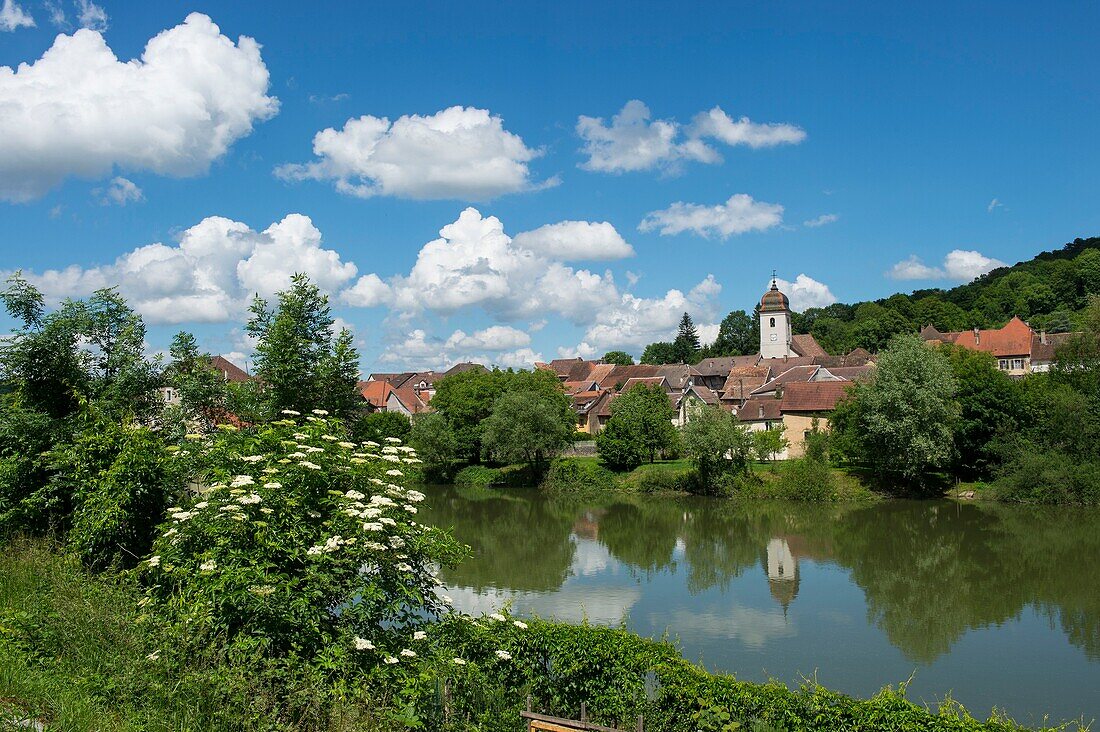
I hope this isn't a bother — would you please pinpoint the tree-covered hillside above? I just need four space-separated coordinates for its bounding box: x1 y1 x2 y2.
684 235 1100 360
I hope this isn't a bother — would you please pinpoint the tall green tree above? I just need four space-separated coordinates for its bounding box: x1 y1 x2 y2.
0 274 159 420
833 334 959 490
640 341 679 365
707 310 756 356
601 350 635 366
481 387 574 468
246 274 362 419
940 344 1024 479
681 405 754 492
165 331 228 430
673 312 701 363
596 383 678 467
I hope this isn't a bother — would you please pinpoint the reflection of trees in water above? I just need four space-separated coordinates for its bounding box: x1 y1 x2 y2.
420 485 577 592
596 499 681 575
421 485 1100 664
676 501 847 595
832 501 1100 664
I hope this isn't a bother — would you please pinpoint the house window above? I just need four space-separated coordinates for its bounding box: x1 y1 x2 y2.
1012 358 1025 370
998 359 1009 370
769 317 775 328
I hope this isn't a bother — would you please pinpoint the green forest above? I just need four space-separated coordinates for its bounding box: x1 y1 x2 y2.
644 235 1100 361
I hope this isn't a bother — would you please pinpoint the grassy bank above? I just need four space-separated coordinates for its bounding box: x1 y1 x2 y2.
539 456 876 501
0 537 1068 732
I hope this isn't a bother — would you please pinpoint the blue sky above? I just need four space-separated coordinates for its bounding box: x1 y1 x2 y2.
2 0 1098 371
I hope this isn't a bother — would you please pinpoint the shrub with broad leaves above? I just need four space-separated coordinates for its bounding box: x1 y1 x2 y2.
141 411 466 677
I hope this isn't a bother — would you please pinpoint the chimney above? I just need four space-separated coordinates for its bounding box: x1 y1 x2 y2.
973 327 980 345
1040 330 1048 345
758 404 765 419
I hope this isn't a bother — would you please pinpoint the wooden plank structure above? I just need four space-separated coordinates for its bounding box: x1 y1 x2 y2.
521 700 643 732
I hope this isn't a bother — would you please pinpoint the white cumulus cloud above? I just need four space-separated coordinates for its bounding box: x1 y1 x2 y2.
445 326 531 352
0 13 278 202
774 274 837 311
803 213 838 228
11 214 357 325
688 107 806 148
576 100 804 174
76 0 106 30
96 177 143 206
638 194 784 239
512 220 633 261
276 106 553 200
0 0 34 30
888 250 1006 282
376 327 541 371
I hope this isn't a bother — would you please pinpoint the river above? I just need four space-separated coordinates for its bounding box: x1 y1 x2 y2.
418 484 1100 728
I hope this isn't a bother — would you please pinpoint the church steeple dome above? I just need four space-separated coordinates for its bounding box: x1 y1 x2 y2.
760 275 790 313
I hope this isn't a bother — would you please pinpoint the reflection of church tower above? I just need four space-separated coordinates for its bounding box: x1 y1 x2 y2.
760 275 793 359
766 537 800 612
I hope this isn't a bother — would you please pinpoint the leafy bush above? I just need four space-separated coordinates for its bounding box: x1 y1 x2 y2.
410 411 459 481
55 417 183 569
596 418 645 471
681 406 754 495
454 464 504 487
357 410 412 443
541 458 618 493
995 449 1100 505
141 412 466 690
0 400 62 536
618 463 694 494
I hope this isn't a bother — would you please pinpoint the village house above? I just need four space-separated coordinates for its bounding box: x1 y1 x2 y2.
541 278 875 456
919 316 1077 376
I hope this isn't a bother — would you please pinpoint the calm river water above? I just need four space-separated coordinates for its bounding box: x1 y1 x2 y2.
419 485 1100 727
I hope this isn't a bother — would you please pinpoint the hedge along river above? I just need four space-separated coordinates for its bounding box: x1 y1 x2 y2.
418 484 1100 728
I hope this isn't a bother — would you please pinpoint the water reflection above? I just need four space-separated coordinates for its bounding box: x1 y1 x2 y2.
420 485 1100 724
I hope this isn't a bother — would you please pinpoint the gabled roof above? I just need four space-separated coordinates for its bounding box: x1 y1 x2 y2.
358 379 393 408
790 333 828 358
720 365 772 402
826 364 875 382
563 380 601 395
949 316 1034 357
779 381 852 412
738 398 783 422
1030 332 1077 363
681 384 720 405
750 365 822 395
693 355 759 377
443 362 487 376
757 356 818 372
369 372 416 387
210 355 251 383
571 389 607 415
621 376 671 392
405 372 441 390
389 386 429 414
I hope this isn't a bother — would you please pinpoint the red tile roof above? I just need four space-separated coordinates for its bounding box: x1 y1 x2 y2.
922 316 1036 358
750 365 821 395
621 376 671 392
389 386 429 414
358 379 393 408
720 365 772 402
779 381 852 412
791 333 828 358
210 355 251 383
738 398 783 422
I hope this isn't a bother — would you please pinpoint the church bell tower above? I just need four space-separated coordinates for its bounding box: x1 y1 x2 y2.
759 274 792 359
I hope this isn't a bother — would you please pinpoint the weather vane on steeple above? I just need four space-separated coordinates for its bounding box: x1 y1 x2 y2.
770 269 778 289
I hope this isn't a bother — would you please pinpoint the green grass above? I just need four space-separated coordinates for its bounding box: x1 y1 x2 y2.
0 537 392 732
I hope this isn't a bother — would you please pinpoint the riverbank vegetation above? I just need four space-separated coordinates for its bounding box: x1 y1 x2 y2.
0 273 1087 730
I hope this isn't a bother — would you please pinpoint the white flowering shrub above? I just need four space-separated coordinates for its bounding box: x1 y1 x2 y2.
141 412 464 675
